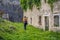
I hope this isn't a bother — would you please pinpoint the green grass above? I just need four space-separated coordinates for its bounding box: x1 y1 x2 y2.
0 19 60 40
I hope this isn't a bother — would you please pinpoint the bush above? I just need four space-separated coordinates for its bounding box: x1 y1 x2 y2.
0 36 4 40
0 18 4 23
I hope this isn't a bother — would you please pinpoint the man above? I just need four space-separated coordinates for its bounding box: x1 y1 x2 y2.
23 16 28 30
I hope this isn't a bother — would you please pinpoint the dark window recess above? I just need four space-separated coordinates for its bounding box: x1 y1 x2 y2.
39 16 42 25
30 18 32 24
54 15 59 27
45 16 49 31
45 0 46 3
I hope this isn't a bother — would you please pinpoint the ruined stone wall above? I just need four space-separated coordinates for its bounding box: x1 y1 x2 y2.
24 0 60 31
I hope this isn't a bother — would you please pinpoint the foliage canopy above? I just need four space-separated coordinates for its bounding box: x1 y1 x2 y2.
20 0 41 11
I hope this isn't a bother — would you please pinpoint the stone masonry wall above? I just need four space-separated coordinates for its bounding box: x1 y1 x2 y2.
24 0 60 31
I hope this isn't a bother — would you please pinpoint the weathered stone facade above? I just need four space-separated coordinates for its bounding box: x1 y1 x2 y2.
24 0 60 31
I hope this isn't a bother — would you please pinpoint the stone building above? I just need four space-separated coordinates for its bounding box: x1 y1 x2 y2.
0 0 23 22
24 0 60 31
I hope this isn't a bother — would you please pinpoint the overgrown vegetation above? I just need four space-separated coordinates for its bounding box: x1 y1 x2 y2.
20 0 28 11
27 0 33 10
48 0 57 12
0 18 60 40
20 0 41 11
20 0 58 12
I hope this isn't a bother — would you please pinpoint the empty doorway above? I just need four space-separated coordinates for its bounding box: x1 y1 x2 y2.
45 16 49 30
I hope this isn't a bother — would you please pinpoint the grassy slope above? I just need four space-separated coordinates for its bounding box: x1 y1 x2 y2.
0 19 60 40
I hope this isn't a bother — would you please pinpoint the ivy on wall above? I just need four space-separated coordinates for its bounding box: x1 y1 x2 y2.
27 0 33 10
33 0 41 9
20 0 41 11
48 0 57 12
20 0 58 11
20 0 28 11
